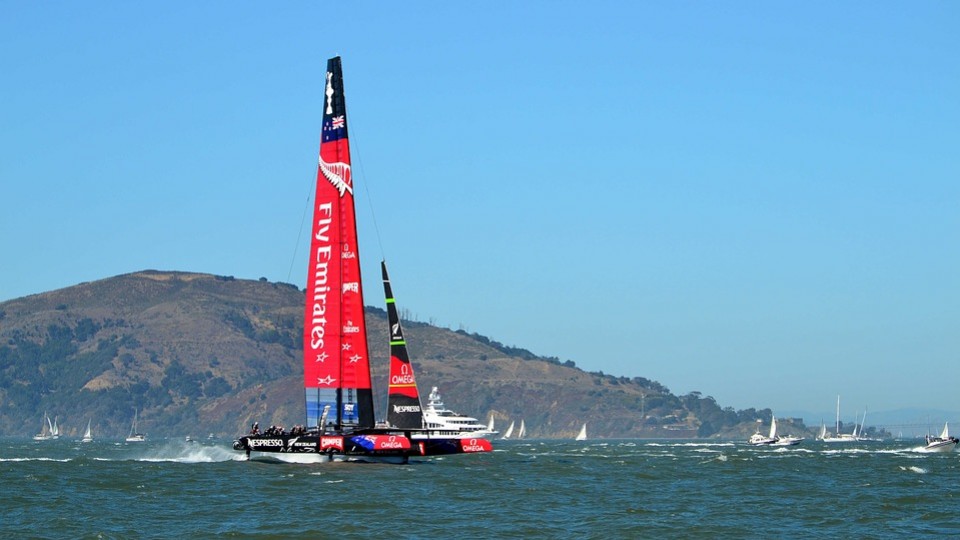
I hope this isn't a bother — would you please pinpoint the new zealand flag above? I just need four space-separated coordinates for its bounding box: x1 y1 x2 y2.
322 57 348 143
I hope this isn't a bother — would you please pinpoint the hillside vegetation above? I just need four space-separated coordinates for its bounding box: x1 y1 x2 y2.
0 271 802 440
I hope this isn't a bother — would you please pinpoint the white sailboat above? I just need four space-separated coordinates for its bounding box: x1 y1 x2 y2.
125 408 145 442
855 407 878 442
501 421 515 440
749 415 802 446
748 417 777 445
770 416 804 446
81 419 93 443
575 423 587 441
33 412 54 441
820 396 858 443
517 419 526 439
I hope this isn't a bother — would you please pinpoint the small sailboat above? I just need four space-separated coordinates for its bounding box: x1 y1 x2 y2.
575 423 587 441
923 423 959 453
33 412 54 441
854 407 881 442
748 417 777 446
517 419 526 439
770 416 803 446
125 408 146 442
820 395 858 443
81 419 93 443
501 421 515 440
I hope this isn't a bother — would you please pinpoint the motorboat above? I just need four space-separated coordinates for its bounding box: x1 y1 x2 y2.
923 423 959 453
422 387 498 438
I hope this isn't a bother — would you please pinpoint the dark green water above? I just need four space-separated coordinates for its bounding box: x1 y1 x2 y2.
2 438 957 538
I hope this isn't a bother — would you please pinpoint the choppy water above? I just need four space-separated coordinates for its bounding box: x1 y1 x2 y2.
2 438 958 538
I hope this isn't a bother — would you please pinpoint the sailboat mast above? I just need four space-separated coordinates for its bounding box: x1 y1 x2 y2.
835 395 840 436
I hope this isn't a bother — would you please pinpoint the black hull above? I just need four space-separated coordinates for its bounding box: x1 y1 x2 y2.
234 428 491 462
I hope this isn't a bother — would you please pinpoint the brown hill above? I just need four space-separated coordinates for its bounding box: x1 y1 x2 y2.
0 271 790 439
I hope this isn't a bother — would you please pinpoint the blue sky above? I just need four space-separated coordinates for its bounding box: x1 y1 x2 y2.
2 2 957 419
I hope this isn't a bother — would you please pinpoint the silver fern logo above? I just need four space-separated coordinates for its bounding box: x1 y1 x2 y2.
319 157 352 197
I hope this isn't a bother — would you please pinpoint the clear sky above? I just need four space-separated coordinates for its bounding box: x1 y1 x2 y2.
2 2 957 418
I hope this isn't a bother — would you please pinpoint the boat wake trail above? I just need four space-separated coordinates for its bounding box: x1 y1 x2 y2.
134 443 244 463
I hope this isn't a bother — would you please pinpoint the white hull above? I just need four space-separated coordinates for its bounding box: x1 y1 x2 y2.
922 440 958 453
923 424 957 452
820 435 859 443
748 434 776 446
422 387 497 438
409 430 486 441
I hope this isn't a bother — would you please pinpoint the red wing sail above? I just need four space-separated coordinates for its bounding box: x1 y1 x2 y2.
382 261 424 429
303 56 374 430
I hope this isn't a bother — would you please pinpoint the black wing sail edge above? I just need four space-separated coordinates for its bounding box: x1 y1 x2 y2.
382 261 425 429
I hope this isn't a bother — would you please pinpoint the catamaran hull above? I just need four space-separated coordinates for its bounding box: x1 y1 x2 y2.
234 432 411 462
234 430 492 462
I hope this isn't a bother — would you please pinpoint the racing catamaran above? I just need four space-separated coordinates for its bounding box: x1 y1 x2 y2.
233 57 491 463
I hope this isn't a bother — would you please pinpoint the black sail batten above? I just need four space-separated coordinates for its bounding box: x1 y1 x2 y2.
383 261 425 429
